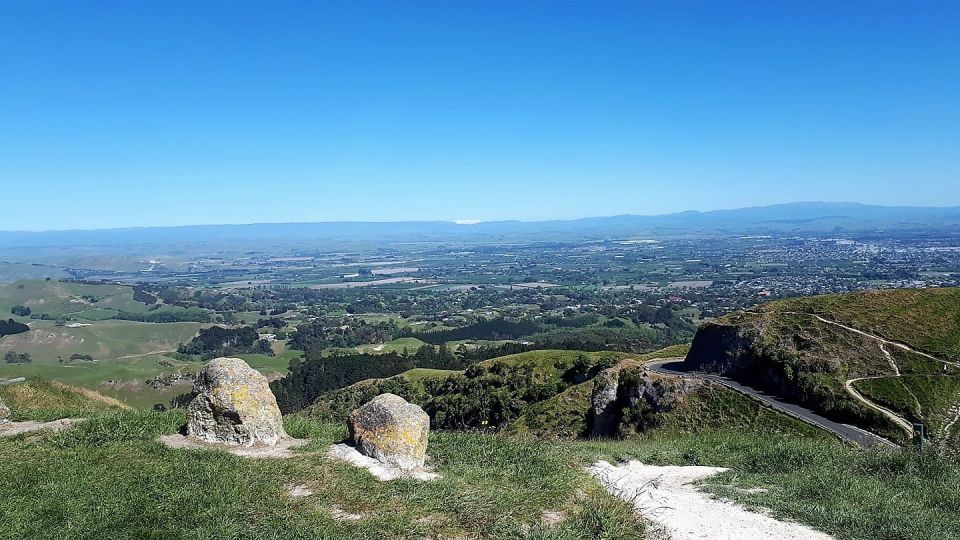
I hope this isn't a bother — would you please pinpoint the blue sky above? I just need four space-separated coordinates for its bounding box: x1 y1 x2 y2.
1 1 958 230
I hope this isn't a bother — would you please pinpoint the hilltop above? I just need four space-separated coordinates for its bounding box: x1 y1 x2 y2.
2 369 960 539
685 287 960 447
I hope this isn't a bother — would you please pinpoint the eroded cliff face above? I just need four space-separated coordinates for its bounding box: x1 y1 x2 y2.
685 320 765 376
687 315 815 398
590 365 703 437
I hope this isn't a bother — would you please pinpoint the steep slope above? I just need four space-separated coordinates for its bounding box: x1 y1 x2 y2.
685 287 960 446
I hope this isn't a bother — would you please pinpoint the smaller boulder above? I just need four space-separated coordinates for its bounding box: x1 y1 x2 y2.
348 394 429 470
187 357 287 446
0 397 10 425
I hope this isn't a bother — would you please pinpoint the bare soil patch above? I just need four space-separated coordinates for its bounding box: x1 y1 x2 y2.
158 434 308 458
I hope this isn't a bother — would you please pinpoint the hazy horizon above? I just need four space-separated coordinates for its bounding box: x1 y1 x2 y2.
0 200 958 234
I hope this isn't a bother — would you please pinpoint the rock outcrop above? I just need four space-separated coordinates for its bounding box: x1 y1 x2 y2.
347 393 429 470
590 368 621 437
590 365 702 437
0 397 10 425
187 357 287 446
684 320 766 378
620 370 703 413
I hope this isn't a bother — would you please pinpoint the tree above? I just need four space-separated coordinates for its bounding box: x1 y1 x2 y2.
4 351 30 364
11 305 31 317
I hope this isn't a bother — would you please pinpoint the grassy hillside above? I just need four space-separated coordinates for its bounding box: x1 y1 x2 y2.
685 287 960 447
509 378 828 440
0 280 302 409
0 280 154 320
768 287 960 361
0 408 644 540
1 401 958 539
0 324 297 410
0 378 128 421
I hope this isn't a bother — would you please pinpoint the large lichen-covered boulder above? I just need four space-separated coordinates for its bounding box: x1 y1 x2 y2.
187 357 287 446
348 393 429 470
0 397 10 425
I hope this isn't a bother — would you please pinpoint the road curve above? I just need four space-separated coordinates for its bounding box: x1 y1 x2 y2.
646 359 900 449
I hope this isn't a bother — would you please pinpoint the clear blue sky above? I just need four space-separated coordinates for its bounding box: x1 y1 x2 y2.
1 1 958 230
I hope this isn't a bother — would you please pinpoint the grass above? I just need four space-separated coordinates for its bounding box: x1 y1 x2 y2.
0 279 154 320
0 319 204 363
508 379 597 438
509 377 829 440
0 410 644 540
853 377 921 422
0 313 299 409
0 377 127 421
851 375 960 443
2 404 959 539
401 368 461 383
353 337 428 355
768 287 960 361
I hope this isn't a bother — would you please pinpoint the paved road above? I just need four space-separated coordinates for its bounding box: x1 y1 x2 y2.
646 359 900 449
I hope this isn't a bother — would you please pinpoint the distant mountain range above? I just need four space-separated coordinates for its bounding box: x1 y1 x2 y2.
2 202 959 249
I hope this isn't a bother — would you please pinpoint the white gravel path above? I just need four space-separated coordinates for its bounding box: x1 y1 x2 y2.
327 443 440 481
0 418 83 437
588 460 833 540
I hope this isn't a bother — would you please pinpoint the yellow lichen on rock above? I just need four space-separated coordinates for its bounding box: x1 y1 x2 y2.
347 393 429 470
187 357 287 447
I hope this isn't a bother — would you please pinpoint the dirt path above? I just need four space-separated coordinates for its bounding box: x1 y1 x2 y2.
0 418 83 438
938 398 960 441
116 349 174 360
877 342 901 376
589 460 833 540
845 377 915 435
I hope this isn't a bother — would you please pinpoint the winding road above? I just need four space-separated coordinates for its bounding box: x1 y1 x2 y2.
646 359 900 449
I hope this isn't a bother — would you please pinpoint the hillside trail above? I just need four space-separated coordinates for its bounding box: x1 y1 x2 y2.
796 312 960 368
782 311 960 439
938 398 960 440
844 377 915 435
116 349 175 360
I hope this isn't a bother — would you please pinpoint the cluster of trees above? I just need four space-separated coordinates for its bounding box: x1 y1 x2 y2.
4 350 31 364
177 325 273 359
10 305 31 317
132 286 158 305
255 317 286 329
114 308 213 323
0 319 30 338
408 318 542 344
272 344 469 412
528 326 674 353
288 317 400 351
